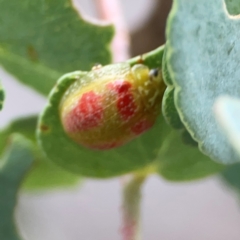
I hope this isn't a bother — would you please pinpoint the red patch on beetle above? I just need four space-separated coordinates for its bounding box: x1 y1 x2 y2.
65 91 103 132
107 80 136 121
131 120 153 135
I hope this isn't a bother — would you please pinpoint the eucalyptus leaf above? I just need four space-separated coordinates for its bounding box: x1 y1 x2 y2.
162 87 183 130
0 134 34 240
127 45 165 69
166 0 240 164
0 116 80 190
162 48 183 129
0 0 114 95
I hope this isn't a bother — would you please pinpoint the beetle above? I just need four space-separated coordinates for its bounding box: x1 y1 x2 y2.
60 63 165 150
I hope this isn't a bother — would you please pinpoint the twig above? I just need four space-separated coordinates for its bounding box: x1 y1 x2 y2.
95 0 130 62
121 173 146 240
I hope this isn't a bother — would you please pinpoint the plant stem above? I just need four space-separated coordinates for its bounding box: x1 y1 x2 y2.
121 173 146 240
95 0 130 62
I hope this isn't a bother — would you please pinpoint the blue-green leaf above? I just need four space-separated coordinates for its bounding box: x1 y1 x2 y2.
0 116 80 190
166 0 240 164
0 134 34 240
0 0 114 95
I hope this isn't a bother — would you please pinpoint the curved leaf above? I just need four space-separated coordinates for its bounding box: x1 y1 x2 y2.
127 45 165 69
162 87 183 129
166 0 240 164
162 49 183 129
0 134 34 240
0 116 80 190
0 0 114 95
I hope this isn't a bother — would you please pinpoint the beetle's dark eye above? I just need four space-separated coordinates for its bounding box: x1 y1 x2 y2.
92 63 102 71
149 69 159 78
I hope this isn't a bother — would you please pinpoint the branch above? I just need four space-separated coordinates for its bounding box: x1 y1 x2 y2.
95 0 130 62
121 173 146 240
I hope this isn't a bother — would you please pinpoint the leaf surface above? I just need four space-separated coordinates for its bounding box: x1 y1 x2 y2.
166 0 240 164
0 116 80 190
0 134 34 240
0 0 114 95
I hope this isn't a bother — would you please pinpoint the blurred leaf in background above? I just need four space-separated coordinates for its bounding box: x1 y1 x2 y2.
0 0 115 190
0 116 80 190
165 0 240 165
0 134 34 240
0 0 114 95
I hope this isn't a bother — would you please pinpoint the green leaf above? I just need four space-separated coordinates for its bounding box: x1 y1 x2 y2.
166 0 240 164
0 0 114 95
225 0 240 15
162 87 183 130
127 45 165 68
162 49 197 146
37 71 171 178
0 116 80 190
157 127 225 181
0 81 4 111
0 134 34 240
0 116 38 154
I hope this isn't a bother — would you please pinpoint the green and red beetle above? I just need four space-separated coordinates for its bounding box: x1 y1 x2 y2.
60 63 165 150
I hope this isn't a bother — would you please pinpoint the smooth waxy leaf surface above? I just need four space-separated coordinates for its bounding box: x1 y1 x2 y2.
0 134 34 240
166 0 240 164
0 116 80 190
0 81 4 111
37 71 170 178
0 0 114 95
